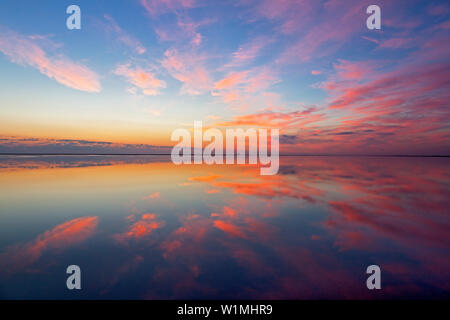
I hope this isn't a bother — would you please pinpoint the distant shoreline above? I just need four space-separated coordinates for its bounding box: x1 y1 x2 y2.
0 153 449 157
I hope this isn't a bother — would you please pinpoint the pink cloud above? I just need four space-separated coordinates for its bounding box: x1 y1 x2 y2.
114 63 166 95
191 32 202 45
224 36 273 68
306 47 450 154
232 39 266 62
214 107 324 128
244 67 279 92
212 67 280 111
177 18 214 46
0 26 101 92
211 34 450 156
236 1 356 63
162 49 212 95
333 59 373 81
214 71 248 90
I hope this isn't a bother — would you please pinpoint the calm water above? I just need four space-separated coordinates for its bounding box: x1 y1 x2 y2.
0 155 449 299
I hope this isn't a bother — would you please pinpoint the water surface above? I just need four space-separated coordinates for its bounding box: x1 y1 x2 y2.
0 155 449 299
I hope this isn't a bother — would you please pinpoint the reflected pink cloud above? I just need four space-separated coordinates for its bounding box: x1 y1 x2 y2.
213 220 247 239
153 186 363 298
0 216 98 274
0 156 445 298
205 189 220 194
188 170 324 202
114 213 164 243
175 157 449 297
143 192 161 200
188 174 223 182
188 157 450 250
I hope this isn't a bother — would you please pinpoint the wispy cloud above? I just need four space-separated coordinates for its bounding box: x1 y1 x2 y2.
154 16 215 46
214 107 324 129
103 14 146 54
212 67 280 112
114 63 166 95
162 48 212 95
0 26 101 92
224 36 273 68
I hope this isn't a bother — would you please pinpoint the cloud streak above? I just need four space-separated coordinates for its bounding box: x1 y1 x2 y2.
0 26 101 92
114 63 166 95
103 14 147 54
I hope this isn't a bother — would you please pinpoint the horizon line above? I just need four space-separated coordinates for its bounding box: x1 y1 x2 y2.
0 153 449 157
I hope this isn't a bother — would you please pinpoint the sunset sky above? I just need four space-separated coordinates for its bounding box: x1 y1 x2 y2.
0 0 449 154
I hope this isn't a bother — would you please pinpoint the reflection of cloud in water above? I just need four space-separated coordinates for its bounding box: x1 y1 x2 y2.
177 157 450 297
0 156 448 298
0 216 98 274
114 213 165 243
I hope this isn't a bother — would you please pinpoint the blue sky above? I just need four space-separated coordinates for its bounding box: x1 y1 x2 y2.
0 0 449 154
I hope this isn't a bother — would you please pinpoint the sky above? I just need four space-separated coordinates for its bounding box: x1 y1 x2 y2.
0 0 449 155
